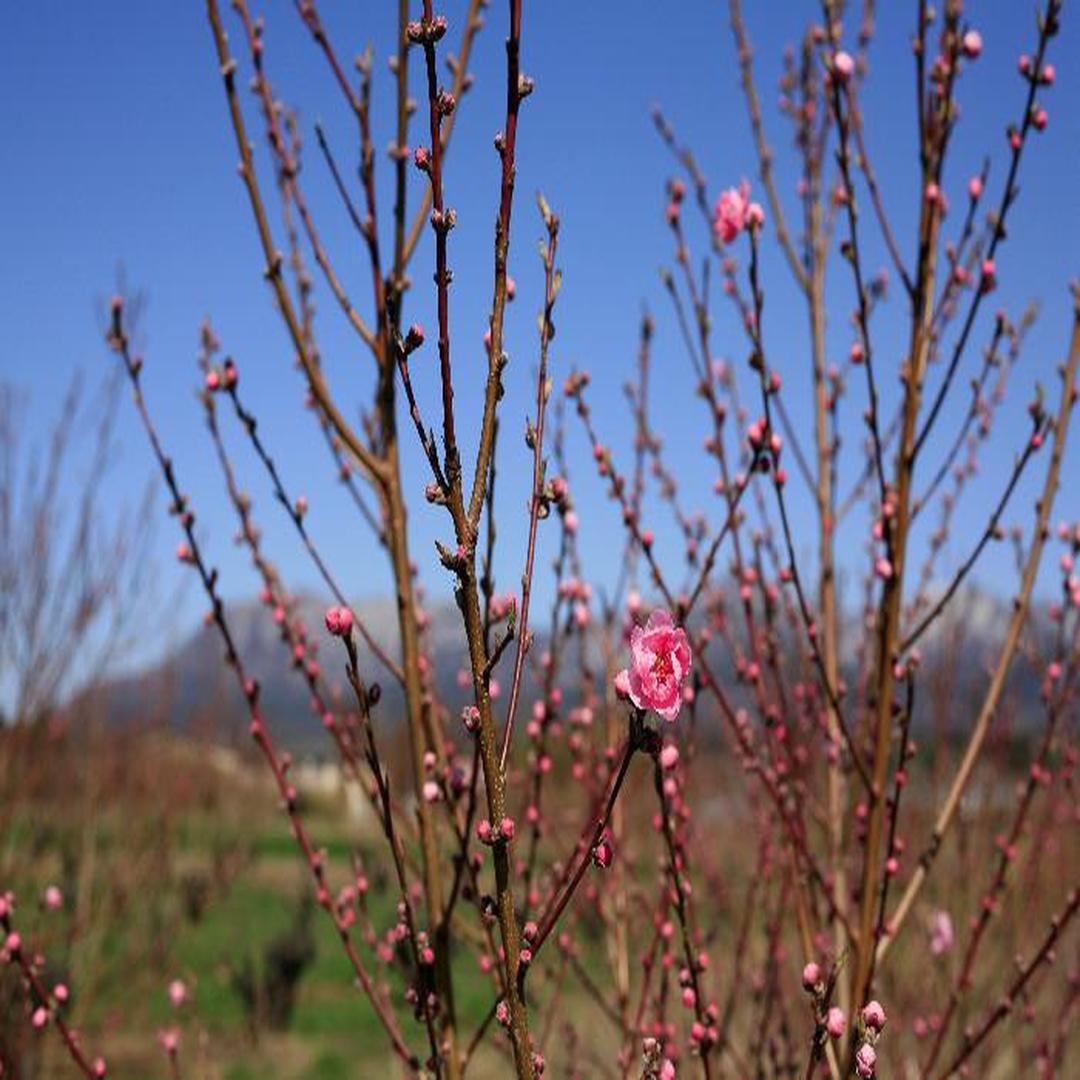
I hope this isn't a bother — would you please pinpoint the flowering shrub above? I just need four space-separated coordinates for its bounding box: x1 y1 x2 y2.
3 1 1079 1078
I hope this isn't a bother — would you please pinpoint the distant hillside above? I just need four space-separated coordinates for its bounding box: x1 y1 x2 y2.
88 594 482 755
80 585 1051 757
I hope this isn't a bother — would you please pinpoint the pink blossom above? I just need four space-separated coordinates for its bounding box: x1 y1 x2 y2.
854 1043 876 1078
324 605 354 637
826 1006 847 1038
862 1000 886 1031
43 885 63 911
962 30 982 59
929 909 954 955
801 962 821 990
660 744 680 770
833 51 855 82
968 175 983 200
158 1027 180 1056
592 836 614 869
713 181 751 244
618 610 692 722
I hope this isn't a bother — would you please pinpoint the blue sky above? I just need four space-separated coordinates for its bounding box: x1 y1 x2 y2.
2 2 1078 676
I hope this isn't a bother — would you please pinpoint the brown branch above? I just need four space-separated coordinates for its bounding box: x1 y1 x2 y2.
879 285 1080 962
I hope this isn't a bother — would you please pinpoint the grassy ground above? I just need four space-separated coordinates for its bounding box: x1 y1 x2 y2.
3 795 518 1079
2 726 1076 1078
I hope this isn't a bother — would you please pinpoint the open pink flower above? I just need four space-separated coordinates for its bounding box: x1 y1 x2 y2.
713 181 751 244
618 610 692 722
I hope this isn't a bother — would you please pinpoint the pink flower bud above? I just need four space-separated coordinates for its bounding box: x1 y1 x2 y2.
168 979 188 1008
324 606 353 637
660 744 680 770
962 30 982 59
801 962 821 990
592 837 614 869
826 1007 847 1038
405 324 425 352
862 1000 887 1032
833 51 855 81
854 1043 877 1077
